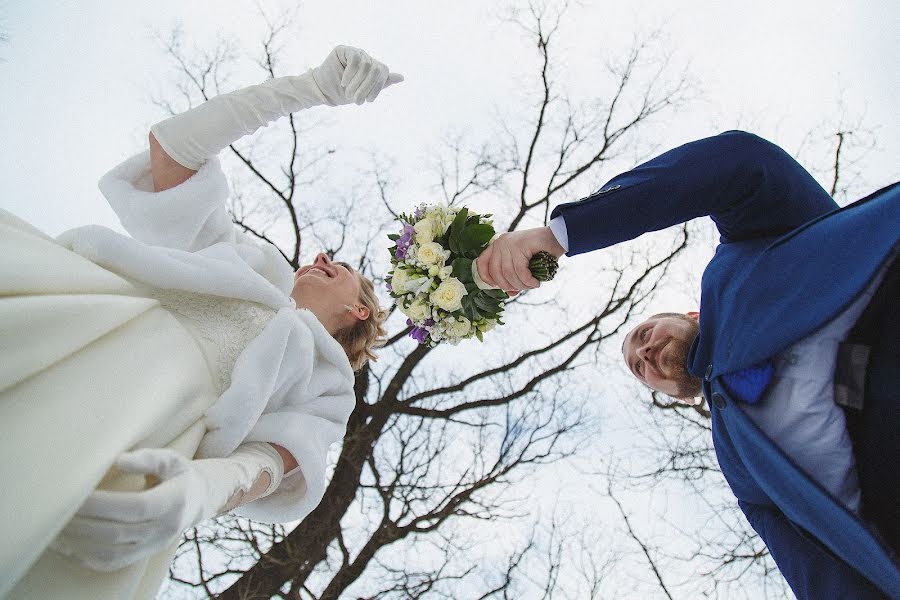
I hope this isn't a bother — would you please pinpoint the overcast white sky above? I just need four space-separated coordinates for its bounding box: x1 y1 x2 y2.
1 0 897 236
2 2 898 596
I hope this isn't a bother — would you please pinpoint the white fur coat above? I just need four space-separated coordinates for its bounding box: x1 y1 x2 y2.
56 151 354 523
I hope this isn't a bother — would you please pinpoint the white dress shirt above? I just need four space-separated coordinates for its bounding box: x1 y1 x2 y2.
739 256 891 514
549 216 569 253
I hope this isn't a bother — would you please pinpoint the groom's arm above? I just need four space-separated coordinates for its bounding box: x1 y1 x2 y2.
552 130 837 255
477 131 838 290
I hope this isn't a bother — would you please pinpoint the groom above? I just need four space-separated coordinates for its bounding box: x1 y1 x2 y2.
476 131 899 599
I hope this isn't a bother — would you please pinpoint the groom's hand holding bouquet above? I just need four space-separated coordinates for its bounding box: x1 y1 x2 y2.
387 207 564 346
475 226 566 293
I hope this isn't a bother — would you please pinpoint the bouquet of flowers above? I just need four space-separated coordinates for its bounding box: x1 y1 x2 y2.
387 203 558 346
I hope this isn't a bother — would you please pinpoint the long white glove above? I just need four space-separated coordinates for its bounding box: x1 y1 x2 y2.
151 45 404 169
51 443 284 572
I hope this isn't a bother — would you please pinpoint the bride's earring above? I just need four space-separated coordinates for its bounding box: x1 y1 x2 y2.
344 304 356 313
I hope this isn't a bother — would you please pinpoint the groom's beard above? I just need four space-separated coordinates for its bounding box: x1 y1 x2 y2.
666 333 702 398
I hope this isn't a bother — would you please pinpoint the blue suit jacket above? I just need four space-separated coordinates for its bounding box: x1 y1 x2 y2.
551 131 900 599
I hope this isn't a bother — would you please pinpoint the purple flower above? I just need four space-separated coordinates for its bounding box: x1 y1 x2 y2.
414 207 424 219
408 326 429 344
394 223 416 260
406 319 430 344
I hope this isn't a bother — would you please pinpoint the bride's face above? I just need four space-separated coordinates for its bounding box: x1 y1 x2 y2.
292 253 368 333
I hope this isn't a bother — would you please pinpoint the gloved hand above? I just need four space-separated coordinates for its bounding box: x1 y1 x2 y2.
150 45 403 169
51 443 283 572
312 45 404 106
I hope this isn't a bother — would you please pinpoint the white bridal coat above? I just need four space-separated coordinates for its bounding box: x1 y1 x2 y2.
0 152 355 599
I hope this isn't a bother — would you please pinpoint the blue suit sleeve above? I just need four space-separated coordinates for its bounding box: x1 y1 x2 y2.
551 131 839 256
738 500 889 600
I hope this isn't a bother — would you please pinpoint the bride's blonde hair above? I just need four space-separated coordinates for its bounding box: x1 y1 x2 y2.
333 272 388 371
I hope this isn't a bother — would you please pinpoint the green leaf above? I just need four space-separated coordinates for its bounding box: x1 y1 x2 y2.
452 258 474 283
475 328 484 342
448 208 469 254
473 294 500 313
447 227 459 254
458 223 495 256
387 233 400 241
461 295 480 321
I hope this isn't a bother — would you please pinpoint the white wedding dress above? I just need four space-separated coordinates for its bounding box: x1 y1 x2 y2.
0 152 355 599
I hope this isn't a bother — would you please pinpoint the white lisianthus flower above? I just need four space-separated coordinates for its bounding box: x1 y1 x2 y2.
411 277 434 295
390 268 412 295
430 277 468 313
417 242 445 266
426 206 453 234
399 296 430 321
414 218 436 243
438 265 453 280
446 316 472 338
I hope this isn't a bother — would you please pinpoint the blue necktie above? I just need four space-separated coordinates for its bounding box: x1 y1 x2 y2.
720 360 775 405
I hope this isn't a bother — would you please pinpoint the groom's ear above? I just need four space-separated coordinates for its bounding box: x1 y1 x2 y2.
685 311 699 322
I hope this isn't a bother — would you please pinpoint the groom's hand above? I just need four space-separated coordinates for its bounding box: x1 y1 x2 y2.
477 226 564 293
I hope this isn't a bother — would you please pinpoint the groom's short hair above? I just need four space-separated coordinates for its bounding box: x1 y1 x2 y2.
648 311 693 321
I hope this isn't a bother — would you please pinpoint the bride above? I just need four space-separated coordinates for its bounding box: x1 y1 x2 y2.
0 45 399 599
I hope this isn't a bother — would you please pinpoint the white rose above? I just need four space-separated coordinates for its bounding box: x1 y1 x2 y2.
438 265 453 280
399 296 430 321
417 241 445 266
414 218 436 243
446 317 472 338
390 268 412 295
430 277 468 313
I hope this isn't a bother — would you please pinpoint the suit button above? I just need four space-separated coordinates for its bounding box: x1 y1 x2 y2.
705 364 713 381
712 393 726 409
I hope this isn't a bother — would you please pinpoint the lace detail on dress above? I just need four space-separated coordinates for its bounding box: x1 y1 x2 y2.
151 289 277 394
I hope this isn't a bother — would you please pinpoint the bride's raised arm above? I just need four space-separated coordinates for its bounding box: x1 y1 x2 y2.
149 132 195 192
148 45 403 193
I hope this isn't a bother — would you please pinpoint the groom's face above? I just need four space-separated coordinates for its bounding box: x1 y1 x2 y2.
622 313 702 399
